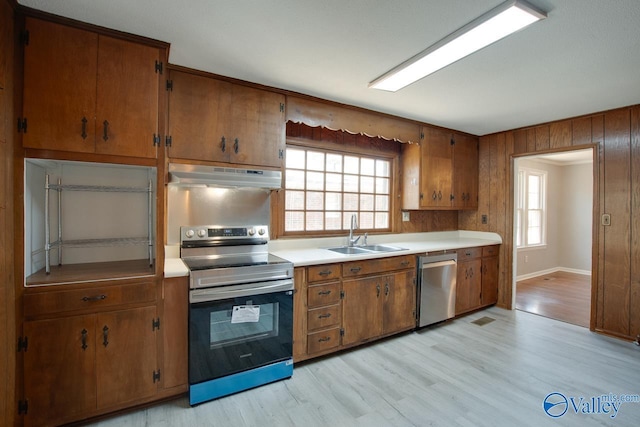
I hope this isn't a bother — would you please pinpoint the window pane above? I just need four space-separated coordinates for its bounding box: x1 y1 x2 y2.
528 210 541 245
306 191 324 210
360 194 374 211
326 173 342 191
528 175 540 209
325 212 342 230
326 153 343 172
325 192 341 211
286 170 305 190
360 176 374 193
344 156 359 174
306 171 324 191
376 160 390 177
343 193 359 211
286 149 305 169
307 151 325 171
360 212 374 229
375 195 389 211
344 175 359 192
376 177 389 194
285 211 304 231
306 212 323 230
375 212 389 229
285 190 305 210
361 158 375 176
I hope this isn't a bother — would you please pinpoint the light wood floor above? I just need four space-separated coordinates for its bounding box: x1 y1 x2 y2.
87 307 640 427
516 271 591 328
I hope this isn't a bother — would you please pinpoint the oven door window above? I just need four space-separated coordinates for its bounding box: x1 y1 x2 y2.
189 289 292 384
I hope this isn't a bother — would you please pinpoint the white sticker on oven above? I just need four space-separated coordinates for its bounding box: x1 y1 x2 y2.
231 305 260 323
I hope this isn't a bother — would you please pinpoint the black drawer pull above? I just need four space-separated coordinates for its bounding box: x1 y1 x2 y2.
102 325 109 347
82 294 106 302
318 290 332 296
318 270 333 276
318 313 332 319
102 120 109 141
465 251 472 256
400 260 409 266
350 267 362 273
81 329 88 351
318 337 331 343
81 116 87 139
221 136 226 152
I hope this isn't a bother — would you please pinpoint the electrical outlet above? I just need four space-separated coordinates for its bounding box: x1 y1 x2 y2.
402 211 410 222
601 213 611 226
481 214 488 224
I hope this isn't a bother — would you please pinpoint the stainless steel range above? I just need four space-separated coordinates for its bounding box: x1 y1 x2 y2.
181 224 294 406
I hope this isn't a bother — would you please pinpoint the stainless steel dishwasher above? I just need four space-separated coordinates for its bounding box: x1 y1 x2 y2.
418 253 457 327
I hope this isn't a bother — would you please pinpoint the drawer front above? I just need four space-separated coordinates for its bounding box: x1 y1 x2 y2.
457 247 482 261
307 264 340 283
307 282 341 308
482 245 499 257
307 328 341 354
24 281 156 317
342 255 416 278
307 304 341 332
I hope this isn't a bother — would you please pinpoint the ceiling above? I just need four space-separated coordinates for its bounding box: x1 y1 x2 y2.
17 0 640 136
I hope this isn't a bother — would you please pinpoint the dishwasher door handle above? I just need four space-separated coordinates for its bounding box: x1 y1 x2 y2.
421 260 457 270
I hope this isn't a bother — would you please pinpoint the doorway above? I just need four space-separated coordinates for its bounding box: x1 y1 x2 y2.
512 148 594 327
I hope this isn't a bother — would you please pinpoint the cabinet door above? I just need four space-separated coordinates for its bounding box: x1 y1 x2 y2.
383 270 416 335
23 18 98 153
455 259 482 314
230 84 285 167
96 36 159 158
481 256 499 306
162 277 188 390
453 134 479 209
421 127 453 208
167 70 232 162
23 315 97 427
96 306 158 409
342 276 383 346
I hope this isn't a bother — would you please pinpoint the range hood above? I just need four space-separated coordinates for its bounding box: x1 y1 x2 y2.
168 163 281 189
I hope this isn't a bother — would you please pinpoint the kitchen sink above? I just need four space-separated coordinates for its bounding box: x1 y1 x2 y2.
327 244 406 255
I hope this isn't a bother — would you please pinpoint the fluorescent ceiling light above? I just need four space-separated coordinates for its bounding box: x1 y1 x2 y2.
369 0 546 92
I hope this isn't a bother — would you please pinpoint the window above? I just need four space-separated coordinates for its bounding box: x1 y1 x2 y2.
516 167 546 248
284 146 391 233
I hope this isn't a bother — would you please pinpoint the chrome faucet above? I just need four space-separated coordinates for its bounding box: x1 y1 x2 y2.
348 214 360 246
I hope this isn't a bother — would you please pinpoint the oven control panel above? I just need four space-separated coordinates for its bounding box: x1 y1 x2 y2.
180 225 269 242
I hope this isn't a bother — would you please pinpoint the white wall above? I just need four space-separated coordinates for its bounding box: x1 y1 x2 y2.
515 158 592 279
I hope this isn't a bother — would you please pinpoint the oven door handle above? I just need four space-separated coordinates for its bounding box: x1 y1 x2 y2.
190 279 294 303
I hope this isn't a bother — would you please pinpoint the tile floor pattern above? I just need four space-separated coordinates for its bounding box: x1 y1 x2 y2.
88 307 640 427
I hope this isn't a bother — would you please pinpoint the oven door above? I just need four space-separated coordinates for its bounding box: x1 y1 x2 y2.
189 279 293 385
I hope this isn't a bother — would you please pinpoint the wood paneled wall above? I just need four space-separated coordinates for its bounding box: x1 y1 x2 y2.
0 0 16 424
460 105 640 342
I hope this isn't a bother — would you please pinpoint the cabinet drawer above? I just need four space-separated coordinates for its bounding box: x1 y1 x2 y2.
307 282 341 308
24 281 156 318
307 328 340 354
457 247 482 260
307 304 341 332
342 255 416 278
482 245 499 257
307 264 340 283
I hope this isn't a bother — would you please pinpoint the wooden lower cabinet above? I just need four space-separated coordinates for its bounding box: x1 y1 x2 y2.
294 255 417 362
23 305 158 426
161 277 188 390
455 245 500 315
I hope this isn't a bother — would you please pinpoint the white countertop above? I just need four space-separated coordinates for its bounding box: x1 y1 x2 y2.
163 230 502 276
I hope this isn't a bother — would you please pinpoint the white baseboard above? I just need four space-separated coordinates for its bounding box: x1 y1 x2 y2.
516 267 591 282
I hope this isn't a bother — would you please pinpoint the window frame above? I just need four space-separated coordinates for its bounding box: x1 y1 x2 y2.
516 166 547 249
282 142 395 237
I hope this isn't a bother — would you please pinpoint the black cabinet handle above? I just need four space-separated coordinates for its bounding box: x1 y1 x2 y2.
350 267 362 273
318 270 332 276
432 191 437 200
318 337 331 343
376 284 381 297
102 120 109 141
385 283 389 296
81 329 88 351
318 290 332 296
102 325 109 347
400 260 409 266
234 138 239 154
81 117 87 139
438 191 442 200
221 136 226 152
82 294 106 302
318 313 332 319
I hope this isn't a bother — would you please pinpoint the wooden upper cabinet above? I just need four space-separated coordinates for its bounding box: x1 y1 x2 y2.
167 69 285 168
401 126 478 210
22 17 161 158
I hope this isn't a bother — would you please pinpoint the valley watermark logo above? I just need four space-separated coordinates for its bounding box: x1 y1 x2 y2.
543 392 640 419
